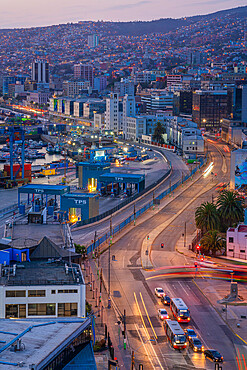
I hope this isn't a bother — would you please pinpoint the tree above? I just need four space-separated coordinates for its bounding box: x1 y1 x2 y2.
195 202 220 233
152 121 165 144
217 190 244 231
200 230 226 256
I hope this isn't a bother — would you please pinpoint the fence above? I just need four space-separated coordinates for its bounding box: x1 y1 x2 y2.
0 203 19 219
86 156 207 254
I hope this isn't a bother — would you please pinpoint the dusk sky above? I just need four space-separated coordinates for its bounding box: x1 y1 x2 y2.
1 0 247 28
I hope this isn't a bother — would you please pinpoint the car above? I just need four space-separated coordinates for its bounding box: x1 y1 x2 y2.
158 308 169 320
161 295 171 305
155 287 165 298
189 337 204 352
184 329 197 339
204 349 223 362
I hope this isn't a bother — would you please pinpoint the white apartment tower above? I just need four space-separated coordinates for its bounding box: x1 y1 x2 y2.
105 93 119 132
31 60 49 83
88 34 99 48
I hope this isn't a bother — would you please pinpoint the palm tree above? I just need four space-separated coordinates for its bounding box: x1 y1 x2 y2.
217 190 244 231
195 202 220 233
200 230 226 256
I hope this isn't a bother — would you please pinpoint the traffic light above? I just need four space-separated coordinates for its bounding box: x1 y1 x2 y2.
161 243 164 248
131 351 135 370
147 235 149 240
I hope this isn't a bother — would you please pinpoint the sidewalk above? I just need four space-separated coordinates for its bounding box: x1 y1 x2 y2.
83 258 132 370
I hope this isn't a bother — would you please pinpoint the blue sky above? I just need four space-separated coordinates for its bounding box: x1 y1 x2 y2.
1 0 246 28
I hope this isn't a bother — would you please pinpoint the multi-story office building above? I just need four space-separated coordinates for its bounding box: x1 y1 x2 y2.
114 78 135 97
192 90 230 130
105 92 119 132
63 80 91 97
2 75 28 95
74 64 94 86
122 94 136 137
31 60 49 84
166 75 183 88
88 34 99 48
140 91 173 113
0 261 86 319
94 76 107 91
173 91 193 116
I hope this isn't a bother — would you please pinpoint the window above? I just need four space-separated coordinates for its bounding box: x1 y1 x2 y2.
58 289 78 294
51 290 56 294
229 237 234 243
5 304 26 318
28 303 55 316
28 290 46 297
58 303 78 317
240 250 246 253
6 290 26 298
228 248 234 252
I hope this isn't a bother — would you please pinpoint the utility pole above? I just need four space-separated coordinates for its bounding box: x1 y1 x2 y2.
108 216 112 308
184 222 186 248
133 203 136 226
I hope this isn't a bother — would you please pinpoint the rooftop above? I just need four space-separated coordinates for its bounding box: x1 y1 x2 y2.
0 318 91 370
18 184 70 195
0 260 85 286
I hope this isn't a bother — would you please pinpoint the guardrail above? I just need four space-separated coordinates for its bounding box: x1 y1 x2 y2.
86 156 207 254
0 203 19 219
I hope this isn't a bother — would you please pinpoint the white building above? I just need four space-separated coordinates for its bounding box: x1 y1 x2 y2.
126 116 146 141
88 34 99 48
31 60 49 84
0 261 86 319
227 224 247 260
165 116 204 155
105 92 119 132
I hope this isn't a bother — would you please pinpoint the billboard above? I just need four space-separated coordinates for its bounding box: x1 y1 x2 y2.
230 149 247 194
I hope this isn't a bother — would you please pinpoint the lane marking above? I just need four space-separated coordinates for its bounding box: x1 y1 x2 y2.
134 323 156 370
134 292 150 340
139 292 158 340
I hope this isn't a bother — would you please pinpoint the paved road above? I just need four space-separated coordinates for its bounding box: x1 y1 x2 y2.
98 141 243 369
72 148 189 246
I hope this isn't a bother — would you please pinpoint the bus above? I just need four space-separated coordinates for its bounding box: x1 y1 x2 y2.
170 298 190 323
164 319 187 349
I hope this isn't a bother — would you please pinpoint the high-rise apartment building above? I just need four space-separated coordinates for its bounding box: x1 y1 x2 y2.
31 60 49 84
88 34 99 48
74 64 94 86
105 93 119 132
